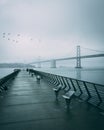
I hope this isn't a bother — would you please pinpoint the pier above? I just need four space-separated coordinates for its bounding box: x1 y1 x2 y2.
0 70 104 130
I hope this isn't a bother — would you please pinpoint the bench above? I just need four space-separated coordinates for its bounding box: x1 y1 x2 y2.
62 90 75 109
36 75 41 84
30 73 34 77
53 84 62 99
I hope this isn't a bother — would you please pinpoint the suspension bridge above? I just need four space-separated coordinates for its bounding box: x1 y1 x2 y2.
30 46 104 68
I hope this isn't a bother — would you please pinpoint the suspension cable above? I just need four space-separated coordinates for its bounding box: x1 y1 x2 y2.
81 46 104 53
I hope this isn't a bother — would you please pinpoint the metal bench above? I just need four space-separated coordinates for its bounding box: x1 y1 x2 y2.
36 75 41 84
62 90 75 109
53 84 62 99
31 73 34 77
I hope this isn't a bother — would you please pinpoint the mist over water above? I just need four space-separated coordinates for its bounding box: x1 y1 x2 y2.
0 55 104 85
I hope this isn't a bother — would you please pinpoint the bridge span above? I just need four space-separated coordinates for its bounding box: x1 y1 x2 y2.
30 54 104 68
31 53 104 63
30 46 104 68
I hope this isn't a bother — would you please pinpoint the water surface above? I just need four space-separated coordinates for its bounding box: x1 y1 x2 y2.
34 67 104 85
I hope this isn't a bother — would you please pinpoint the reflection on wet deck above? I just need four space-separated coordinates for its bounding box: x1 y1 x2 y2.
0 71 104 130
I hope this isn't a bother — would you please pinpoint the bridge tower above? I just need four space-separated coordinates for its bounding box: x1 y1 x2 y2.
76 45 81 68
51 60 56 68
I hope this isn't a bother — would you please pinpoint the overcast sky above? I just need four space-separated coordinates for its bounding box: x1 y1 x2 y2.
0 0 104 63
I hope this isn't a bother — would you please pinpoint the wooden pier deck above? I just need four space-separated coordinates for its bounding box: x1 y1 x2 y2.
0 70 104 130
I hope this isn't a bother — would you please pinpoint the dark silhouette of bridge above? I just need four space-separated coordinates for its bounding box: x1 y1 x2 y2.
30 46 104 68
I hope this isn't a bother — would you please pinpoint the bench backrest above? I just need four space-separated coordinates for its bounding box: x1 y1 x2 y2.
66 90 75 97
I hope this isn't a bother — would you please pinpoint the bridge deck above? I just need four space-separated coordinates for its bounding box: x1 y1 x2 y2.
0 71 104 130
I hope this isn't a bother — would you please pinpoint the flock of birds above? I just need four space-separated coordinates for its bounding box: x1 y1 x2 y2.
2 33 33 43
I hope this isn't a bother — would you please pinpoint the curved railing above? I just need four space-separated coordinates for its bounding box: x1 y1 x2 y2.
29 69 104 110
0 69 20 92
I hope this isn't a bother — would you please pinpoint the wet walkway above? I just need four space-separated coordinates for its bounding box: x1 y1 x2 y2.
0 71 104 130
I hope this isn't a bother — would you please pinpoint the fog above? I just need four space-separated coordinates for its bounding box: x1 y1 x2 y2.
0 0 104 64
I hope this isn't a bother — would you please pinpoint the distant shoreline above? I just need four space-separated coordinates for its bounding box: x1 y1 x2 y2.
0 63 34 68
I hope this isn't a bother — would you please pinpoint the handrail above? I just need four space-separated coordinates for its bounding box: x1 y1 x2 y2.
29 69 104 86
0 69 20 92
29 69 104 110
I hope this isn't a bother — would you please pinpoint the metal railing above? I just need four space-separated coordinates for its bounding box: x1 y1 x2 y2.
0 69 20 92
29 69 104 110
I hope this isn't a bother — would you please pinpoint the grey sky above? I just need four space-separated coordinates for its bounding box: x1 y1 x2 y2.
0 0 104 63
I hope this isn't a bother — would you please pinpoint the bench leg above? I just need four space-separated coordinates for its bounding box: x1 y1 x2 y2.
4 86 8 91
31 74 34 77
54 91 59 100
37 80 40 84
65 99 71 109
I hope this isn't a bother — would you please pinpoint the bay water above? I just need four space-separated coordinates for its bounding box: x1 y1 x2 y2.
34 67 104 85
0 67 104 85
0 68 14 79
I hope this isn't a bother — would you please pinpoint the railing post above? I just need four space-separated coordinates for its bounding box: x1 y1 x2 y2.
61 77 67 90
58 76 63 85
65 78 71 91
94 84 102 106
76 81 83 97
70 79 76 91
83 82 91 101
76 45 81 68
